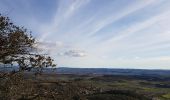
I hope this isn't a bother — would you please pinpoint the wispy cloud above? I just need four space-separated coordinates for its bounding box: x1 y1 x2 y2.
83 0 157 37
1 0 170 69
39 0 90 41
105 10 170 43
62 50 87 57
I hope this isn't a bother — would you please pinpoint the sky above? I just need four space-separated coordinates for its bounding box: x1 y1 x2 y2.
0 0 170 69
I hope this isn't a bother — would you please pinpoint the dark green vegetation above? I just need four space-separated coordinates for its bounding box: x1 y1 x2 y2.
86 90 150 100
1 69 170 100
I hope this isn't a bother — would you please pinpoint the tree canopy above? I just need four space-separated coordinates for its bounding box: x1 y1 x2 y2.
0 14 56 73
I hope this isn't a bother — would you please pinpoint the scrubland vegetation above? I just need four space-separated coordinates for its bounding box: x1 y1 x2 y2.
1 72 170 100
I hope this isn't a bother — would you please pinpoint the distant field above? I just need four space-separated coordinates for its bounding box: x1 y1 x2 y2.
1 68 170 100
22 71 170 100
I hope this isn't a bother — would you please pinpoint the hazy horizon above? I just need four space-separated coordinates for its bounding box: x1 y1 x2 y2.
1 0 170 69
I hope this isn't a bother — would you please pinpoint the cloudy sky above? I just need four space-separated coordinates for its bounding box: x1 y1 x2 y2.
1 0 170 69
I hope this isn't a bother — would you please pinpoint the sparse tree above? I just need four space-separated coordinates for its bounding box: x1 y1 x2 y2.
0 14 57 100
0 14 56 75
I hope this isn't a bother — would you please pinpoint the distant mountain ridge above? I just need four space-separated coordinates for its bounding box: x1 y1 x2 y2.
1 66 170 76
50 67 170 76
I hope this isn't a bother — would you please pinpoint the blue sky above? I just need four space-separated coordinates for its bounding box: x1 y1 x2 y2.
1 0 170 69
